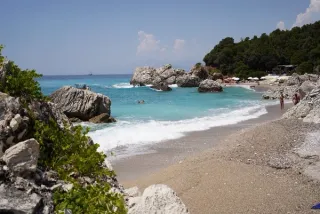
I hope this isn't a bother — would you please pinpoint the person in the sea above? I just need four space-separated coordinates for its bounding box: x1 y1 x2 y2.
292 92 300 105
280 92 284 110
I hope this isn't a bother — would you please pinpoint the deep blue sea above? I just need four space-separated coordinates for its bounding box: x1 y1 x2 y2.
39 75 275 158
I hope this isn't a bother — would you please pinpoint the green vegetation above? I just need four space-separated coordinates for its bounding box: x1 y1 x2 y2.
203 21 320 78
0 45 126 213
0 45 44 100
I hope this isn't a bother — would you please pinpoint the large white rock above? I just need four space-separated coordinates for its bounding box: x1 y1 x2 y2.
128 184 189 214
198 79 223 93
50 86 111 121
2 138 39 174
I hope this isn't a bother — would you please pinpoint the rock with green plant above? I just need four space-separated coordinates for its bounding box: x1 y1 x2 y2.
0 45 127 213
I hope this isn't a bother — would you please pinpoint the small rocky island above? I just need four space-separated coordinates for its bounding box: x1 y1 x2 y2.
130 64 223 92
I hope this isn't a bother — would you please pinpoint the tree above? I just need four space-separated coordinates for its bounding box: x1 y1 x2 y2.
203 21 320 78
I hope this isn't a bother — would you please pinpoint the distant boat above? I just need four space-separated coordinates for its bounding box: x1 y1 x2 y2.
88 72 93 76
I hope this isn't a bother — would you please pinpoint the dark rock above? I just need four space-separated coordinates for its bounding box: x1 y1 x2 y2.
176 75 201 87
89 113 116 123
190 66 208 80
211 73 224 81
150 82 172 91
0 184 43 214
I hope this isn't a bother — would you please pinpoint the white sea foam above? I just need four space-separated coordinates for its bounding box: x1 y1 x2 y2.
169 84 178 88
89 104 268 153
225 84 255 91
112 83 134 88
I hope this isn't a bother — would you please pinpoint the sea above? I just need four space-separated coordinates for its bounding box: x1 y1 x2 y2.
39 75 276 159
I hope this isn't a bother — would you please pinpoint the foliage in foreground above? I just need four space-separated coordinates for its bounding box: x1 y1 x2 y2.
203 21 320 77
0 45 126 213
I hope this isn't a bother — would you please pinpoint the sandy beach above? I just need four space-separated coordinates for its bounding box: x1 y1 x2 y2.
112 86 320 213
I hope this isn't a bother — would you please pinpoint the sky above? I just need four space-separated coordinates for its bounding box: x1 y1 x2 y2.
1 0 320 75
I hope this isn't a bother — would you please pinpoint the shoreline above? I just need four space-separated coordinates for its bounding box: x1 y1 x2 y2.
120 107 320 213
113 102 292 182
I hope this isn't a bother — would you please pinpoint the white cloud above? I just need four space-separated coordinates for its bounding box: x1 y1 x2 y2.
276 21 286 30
293 0 320 27
137 31 161 54
173 39 186 51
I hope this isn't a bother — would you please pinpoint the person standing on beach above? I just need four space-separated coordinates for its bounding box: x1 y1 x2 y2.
280 92 284 110
292 93 300 105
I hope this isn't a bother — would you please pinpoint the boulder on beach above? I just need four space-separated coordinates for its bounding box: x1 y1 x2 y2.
150 82 172 91
198 79 223 93
50 86 114 123
130 65 185 86
128 184 189 214
176 74 201 87
283 88 320 123
298 80 317 99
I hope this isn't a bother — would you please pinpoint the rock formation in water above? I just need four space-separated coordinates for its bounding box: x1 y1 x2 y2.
130 64 185 86
198 79 223 93
150 82 172 91
50 86 115 123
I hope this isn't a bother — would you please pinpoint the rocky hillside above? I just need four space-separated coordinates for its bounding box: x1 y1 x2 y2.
262 73 319 100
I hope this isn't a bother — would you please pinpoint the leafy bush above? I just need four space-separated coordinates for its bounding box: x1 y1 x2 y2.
54 183 126 214
34 120 126 213
0 46 43 100
3 61 44 100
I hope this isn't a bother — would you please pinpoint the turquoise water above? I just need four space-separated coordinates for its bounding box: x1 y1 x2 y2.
39 75 273 158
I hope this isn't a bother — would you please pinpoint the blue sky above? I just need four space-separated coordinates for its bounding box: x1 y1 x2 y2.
1 0 319 75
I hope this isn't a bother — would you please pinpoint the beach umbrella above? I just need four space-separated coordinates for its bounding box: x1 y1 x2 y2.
253 77 259 80
260 76 267 80
232 77 240 81
248 77 253 80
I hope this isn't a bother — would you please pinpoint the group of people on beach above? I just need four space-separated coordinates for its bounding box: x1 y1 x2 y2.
279 91 300 110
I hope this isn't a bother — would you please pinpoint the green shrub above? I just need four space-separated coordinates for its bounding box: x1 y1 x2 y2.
0 45 126 213
54 183 126 214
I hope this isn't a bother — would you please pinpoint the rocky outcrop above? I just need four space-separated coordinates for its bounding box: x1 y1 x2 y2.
211 72 224 81
283 88 320 123
190 65 209 80
262 73 319 100
89 113 116 123
130 64 186 86
127 184 189 214
0 93 70 155
0 139 56 213
50 86 113 123
198 79 223 92
176 74 201 87
130 66 156 86
150 82 172 91
298 80 317 99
